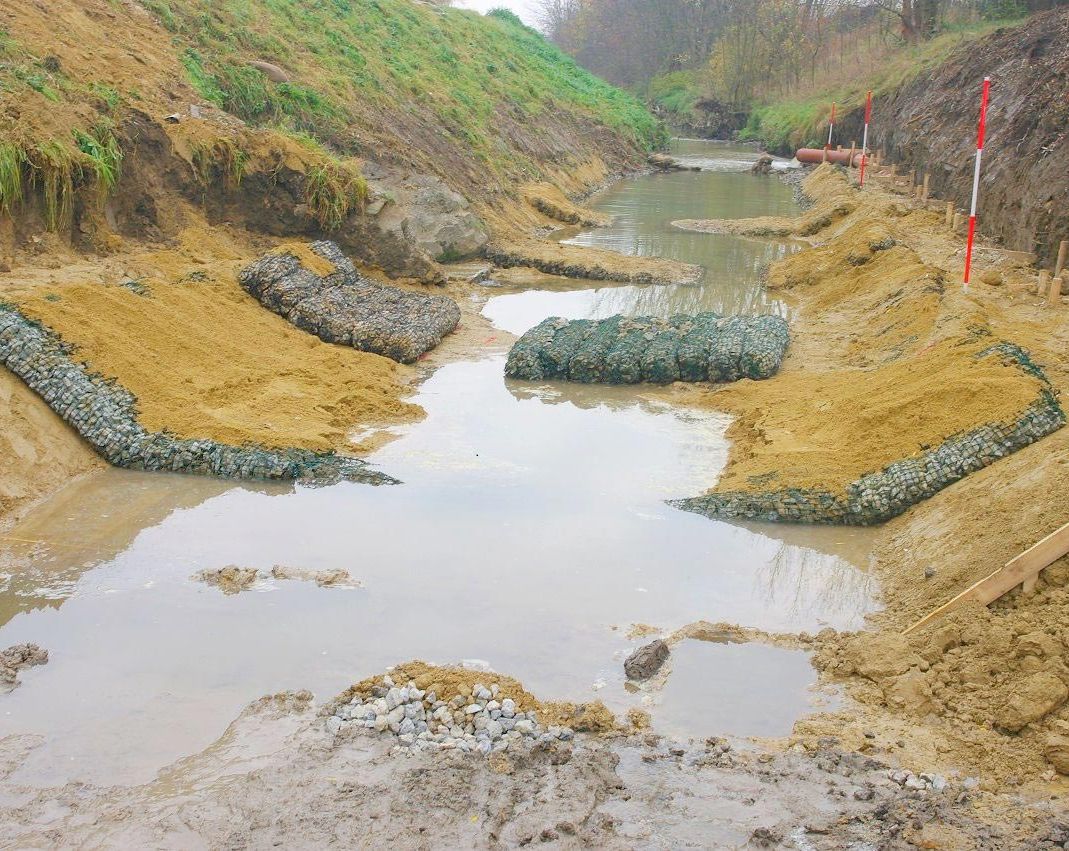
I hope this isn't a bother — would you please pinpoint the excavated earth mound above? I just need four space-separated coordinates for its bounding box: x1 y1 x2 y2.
505 313 789 385
0 304 393 486
240 242 460 364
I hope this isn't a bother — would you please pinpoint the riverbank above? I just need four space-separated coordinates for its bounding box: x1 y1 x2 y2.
669 161 1069 791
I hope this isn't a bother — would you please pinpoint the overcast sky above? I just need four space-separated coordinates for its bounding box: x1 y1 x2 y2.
453 0 542 28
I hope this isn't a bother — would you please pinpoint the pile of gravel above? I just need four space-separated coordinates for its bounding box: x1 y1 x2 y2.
240 241 460 364
505 312 789 384
0 304 393 485
326 675 573 755
674 343 1065 525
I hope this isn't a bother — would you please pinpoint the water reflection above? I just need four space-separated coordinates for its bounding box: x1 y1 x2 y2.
0 472 248 628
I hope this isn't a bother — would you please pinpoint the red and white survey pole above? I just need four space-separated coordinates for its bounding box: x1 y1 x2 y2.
963 76 991 290
826 102 836 148
858 90 873 187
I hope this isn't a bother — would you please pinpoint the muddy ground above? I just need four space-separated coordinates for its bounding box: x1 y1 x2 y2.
3 684 1067 850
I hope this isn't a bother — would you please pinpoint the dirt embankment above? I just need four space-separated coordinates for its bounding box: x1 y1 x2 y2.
678 163 1069 788
828 8 1069 267
675 166 1065 510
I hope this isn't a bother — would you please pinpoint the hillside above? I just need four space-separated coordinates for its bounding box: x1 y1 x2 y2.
0 0 663 276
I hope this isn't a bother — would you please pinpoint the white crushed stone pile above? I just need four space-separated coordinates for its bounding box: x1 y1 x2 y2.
326 675 574 755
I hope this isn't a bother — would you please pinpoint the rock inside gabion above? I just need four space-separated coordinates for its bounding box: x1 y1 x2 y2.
0 304 395 486
239 241 460 364
326 675 574 755
672 342 1066 526
505 312 789 384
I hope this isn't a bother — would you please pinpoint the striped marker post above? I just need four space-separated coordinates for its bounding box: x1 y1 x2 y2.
963 77 991 290
826 102 836 149
858 91 873 187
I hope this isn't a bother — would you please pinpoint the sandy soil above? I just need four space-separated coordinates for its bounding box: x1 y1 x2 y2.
1 221 423 456
0 370 101 530
3 678 1066 849
673 166 1065 501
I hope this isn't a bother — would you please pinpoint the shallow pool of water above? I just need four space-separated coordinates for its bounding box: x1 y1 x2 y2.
652 641 837 740
0 141 875 788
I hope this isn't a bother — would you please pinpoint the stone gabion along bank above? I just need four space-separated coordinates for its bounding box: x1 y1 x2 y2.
673 343 1065 526
326 675 574 756
240 241 460 364
505 312 789 385
0 305 394 485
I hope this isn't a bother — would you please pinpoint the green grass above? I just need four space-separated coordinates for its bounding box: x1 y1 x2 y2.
0 143 27 213
647 71 701 123
146 0 664 170
739 21 1020 151
32 140 80 231
305 159 368 230
74 120 124 194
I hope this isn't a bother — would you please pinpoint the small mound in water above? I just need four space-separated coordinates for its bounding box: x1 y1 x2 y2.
505 313 789 384
327 662 618 756
196 565 361 593
1 643 48 693
240 241 460 364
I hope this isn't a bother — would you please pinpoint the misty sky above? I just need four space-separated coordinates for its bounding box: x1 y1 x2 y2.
453 0 542 28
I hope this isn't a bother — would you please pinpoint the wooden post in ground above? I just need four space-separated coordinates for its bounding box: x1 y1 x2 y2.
890 163 897 180
945 201 954 227
953 211 962 232
1050 276 1064 308
849 142 856 168
909 168 916 188
822 147 828 164
1038 270 1050 297
904 521 1069 634
922 173 930 202
1056 240 1069 279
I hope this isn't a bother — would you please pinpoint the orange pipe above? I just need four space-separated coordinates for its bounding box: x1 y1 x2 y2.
796 148 862 167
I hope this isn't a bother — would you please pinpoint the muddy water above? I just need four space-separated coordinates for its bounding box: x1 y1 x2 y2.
483 140 800 335
0 141 876 787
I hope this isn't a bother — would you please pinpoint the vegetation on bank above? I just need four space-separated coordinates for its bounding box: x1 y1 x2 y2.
143 0 664 160
0 1 663 235
737 20 1017 151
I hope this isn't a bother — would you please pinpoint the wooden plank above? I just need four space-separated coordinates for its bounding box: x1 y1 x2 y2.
904 521 1069 635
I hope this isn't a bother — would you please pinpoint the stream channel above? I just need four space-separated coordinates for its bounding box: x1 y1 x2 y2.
0 140 878 787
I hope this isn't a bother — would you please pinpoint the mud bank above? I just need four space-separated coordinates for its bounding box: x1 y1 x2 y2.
0 369 101 529
0 305 393 485
2 680 1066 849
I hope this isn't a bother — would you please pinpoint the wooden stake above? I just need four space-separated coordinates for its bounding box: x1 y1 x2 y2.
1038 269 1050 297
849 142 856 168
889 163 897 179
945 201 954 227
904 521 1069 634
953 211 962 232
922 173 930 202
822 147 828 164
1050 275 1064 307
1056 240 1069 279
